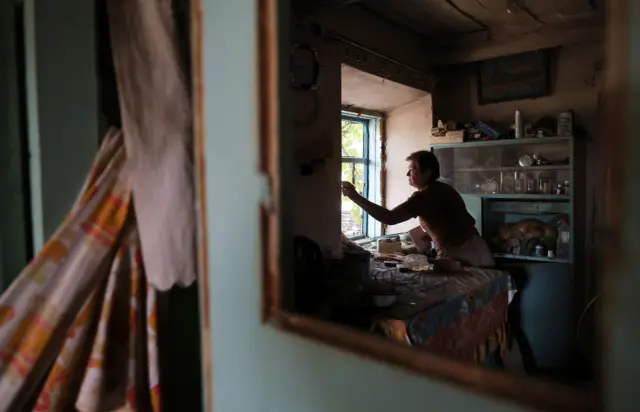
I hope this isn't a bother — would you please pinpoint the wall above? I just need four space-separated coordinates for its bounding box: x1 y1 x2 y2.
385 95 433 234
2 0 103 288
610 2 640 408
291 8 432 256
291 18 342 257
204 3 639 412
433 42 602 134
312 4 431 73
23 0 99 251
0 2 29 289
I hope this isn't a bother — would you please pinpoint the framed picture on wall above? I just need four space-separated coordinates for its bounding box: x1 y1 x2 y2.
477 50 551 105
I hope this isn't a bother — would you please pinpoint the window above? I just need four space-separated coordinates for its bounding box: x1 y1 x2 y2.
341 115 370 238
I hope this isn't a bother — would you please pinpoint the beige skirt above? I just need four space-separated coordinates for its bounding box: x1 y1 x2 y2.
440 234 495 268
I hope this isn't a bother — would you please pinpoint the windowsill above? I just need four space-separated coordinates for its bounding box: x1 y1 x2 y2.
351 232 406 245
353 236 372 245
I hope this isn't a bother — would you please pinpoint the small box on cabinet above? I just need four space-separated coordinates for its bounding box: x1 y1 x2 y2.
430 130 464 145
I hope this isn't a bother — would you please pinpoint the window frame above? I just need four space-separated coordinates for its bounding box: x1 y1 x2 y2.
341 114 370 239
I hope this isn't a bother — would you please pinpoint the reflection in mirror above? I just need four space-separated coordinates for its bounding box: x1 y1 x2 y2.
268 0 604 410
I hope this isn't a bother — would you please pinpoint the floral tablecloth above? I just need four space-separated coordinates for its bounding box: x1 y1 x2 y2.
369 263 515 363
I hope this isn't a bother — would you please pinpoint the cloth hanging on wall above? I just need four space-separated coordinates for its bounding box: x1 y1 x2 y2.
0 130 160 411
107 0 196 291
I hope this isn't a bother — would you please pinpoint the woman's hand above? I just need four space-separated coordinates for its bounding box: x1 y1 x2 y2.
341 181 358 199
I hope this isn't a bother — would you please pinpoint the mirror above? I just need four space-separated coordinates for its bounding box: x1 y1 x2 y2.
259 0 605 410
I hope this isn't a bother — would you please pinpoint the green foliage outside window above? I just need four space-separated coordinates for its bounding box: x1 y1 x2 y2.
341 119 366 234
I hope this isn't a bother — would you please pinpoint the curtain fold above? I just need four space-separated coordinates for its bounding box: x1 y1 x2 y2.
107 0 196 291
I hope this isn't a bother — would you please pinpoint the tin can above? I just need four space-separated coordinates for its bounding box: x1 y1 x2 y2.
534 244 545 257
557 112 573 136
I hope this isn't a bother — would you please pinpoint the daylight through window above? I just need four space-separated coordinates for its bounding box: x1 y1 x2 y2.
341 115 370 238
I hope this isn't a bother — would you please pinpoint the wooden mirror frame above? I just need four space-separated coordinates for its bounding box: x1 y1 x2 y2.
191 0 630 411
255 0 602 411
190 0 210 411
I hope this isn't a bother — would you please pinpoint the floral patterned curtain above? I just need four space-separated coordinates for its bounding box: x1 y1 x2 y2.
0 0 197 408
0 130 160 411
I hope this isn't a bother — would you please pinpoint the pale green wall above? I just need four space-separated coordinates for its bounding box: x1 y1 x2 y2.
609 1 640 410
0 1 29 289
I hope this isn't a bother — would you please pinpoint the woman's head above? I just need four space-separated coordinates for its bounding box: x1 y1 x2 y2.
406 150 440 188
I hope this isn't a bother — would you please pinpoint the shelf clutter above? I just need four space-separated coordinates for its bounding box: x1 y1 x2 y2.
430 108 579 264
431 110 574 147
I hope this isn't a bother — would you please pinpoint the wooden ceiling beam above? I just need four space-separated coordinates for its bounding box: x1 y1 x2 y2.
312 4 433 71
445 0 488 30
429 15 604 65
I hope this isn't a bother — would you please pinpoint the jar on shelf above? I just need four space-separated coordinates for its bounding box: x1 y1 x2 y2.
501 172 515 194
538 178 552 194
526 176 537 194
514 172 525 193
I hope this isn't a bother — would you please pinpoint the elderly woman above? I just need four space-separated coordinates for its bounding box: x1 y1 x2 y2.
341 150 494 267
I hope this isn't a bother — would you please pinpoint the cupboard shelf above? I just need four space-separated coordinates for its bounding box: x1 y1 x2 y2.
431 136 572 149
463 194 571 200
432 134 576 263
493 253 571 264
454 165 569 173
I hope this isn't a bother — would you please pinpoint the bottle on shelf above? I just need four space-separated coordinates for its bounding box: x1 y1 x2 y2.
515 109 523 139
556 220 571 259
526 176 536 194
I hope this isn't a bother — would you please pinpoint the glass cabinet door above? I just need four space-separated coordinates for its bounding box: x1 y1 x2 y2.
435 137 571 198
433 137 574 263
